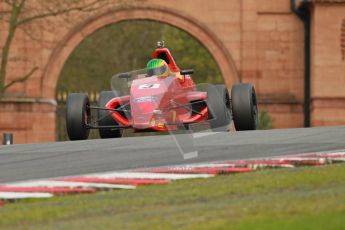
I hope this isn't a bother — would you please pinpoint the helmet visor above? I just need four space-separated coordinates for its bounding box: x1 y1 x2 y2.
147 64 167 77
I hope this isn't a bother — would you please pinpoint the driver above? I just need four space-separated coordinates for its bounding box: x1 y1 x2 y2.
146 59 171 77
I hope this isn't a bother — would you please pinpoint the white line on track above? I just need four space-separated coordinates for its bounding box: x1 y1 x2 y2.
149 163 236 169
326 151 345 156
8 180 135 190
272 150 345 161
87 172 213 180
0 192 53 199
1 150 344 203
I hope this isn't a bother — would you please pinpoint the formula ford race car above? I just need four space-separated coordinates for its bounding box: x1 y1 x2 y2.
66 42 258 140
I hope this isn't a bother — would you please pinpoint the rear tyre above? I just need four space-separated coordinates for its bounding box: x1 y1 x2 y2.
98 91 123 139
207 84 231 132
231 83 258 131
66 93 90 140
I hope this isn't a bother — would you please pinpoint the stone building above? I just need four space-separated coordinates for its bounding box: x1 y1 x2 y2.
0 0 344 143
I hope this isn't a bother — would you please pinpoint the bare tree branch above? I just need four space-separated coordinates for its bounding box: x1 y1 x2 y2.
0 0 24 94
0 0 114 95
16 0 106 26
3 66 38 91
18 24 56 47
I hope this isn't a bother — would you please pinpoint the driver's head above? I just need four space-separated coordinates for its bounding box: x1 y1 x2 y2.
147 59 169 77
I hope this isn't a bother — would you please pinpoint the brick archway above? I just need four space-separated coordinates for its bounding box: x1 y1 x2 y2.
41 5 239 99
6 0 333 144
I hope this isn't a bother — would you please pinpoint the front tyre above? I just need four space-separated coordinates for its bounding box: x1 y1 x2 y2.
207 84 231 132
66 93 90 140
231 83 258 131
98 91 123 139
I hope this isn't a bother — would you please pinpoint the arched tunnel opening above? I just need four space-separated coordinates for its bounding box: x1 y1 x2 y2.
56 20 223 140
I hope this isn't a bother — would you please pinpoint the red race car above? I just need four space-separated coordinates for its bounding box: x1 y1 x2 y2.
66 41 258 140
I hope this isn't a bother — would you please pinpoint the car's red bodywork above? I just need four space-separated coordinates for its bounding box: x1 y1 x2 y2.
105 47 209 132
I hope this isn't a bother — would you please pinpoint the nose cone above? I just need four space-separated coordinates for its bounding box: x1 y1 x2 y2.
129 76 175 130
131 102 156 129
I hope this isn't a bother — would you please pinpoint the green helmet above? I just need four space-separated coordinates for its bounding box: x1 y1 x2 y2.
147 59 169 77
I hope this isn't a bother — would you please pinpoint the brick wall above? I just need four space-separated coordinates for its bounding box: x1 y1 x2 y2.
310 3 345 126
0 100 56 144
241 0 304 128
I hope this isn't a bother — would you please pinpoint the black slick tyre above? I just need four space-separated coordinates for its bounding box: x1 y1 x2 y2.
66 93 90 140
231 83 258 131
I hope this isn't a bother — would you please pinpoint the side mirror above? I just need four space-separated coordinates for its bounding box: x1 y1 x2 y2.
180 69 194 75
118 73 131 79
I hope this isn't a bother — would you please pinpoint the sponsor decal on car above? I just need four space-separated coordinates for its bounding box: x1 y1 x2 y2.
134 96 156 102
138 84 160 89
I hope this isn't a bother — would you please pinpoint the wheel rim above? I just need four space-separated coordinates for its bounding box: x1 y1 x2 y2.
252 90 258 128
224 91 231 121
84 103 91 128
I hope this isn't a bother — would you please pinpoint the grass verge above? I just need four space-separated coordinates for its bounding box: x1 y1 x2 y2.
0 164 344 230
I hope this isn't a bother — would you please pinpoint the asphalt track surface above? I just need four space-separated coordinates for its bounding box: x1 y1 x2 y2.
0 126 345 184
